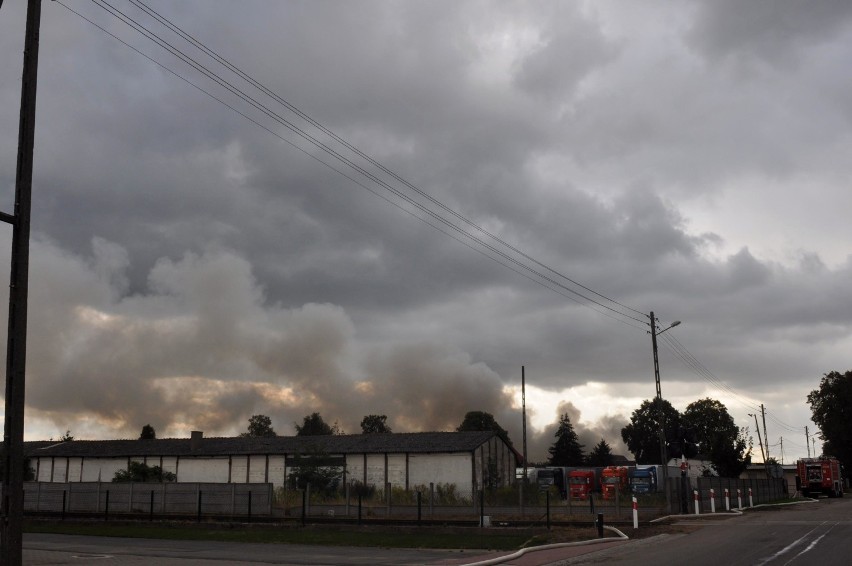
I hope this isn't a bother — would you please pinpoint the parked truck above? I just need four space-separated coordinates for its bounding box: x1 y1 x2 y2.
568 468 600 500
535 467 569 499
629 465 661 494
796 457 844 498
601 466 630 500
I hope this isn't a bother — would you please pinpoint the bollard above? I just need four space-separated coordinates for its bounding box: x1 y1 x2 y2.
725 488 730 511
302 489 307 526
546 490 551 531
737 488 742 509
595 513 604 538
710 488 716 513
694 490 700 515
632 496 638 529
748 487 753 508
479 490 485 528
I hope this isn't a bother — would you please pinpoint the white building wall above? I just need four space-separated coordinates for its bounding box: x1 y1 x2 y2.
248 455 267 483
387 454 406 488
51 458 68 483
346 454 364 485
365 454 385 486
177 457 229 482
408 453 473 493
67 457 83 482
79 458 127 482
268 455 286 489
231 456 248 482
36 458 52 482
161 456 178 478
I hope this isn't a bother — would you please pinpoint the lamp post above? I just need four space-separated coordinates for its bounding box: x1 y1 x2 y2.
649 311 680 512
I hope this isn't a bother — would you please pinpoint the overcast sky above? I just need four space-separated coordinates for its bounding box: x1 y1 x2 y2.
1 1 850 463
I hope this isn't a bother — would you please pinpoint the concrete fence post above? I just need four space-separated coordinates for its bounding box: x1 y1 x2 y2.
694 489 700 515
725 488 730 511
710 488 716 513
737 488 742 509
748 487 754 508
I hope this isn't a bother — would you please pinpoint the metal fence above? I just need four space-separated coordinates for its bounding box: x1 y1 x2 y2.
15 482 272 518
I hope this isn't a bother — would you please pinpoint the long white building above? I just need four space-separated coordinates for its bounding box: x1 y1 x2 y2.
25 431 518 493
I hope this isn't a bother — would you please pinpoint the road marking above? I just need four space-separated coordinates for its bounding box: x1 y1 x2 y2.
782 523 837 566
754 521 827 565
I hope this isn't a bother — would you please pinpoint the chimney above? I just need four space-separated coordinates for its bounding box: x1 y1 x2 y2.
190 430 203 451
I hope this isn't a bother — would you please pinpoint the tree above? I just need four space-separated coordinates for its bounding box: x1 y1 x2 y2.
112 461 176 483
457 411 513 446
621 398 682 464
548 413 585 466
683 398 750 477
240 414 277 438
139 424 156 440
59 430 74 442
286 448 343 495
295 412 337 436
808 370 852 473
360 414 391 434
587 438 613 467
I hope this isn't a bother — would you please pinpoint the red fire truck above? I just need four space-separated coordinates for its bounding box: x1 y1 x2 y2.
796 457 844 498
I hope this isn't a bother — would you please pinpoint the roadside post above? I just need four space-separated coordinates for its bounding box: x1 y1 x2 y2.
725 488 730 511
693 490 700 515
749 487 754 508
632 496 638 529
737 488 742 509
710 488 716 513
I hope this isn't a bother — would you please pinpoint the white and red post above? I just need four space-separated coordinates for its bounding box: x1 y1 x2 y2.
632 496 638 529
724 488 730 511
694 489 700 515
737 488 742 509
748 487 754 508
710 488 716 513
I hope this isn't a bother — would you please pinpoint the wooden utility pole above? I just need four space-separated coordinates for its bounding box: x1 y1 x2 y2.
1 1 42 564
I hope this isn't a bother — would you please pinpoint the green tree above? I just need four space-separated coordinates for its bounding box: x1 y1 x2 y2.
240 414 277 437
808 370 852 473
457 410 513 446
295 412 337 436
112 461 176 482
586 438 613 467
139 424 156 440
360 414 391 434
683 398 750 477
548 413 585 466
286 448 343 495
60 430 74 442
621 398 682 464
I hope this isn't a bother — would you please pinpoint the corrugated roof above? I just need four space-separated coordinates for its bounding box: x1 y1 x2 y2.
23 431 503 459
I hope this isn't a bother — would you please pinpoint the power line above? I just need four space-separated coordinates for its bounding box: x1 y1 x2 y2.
59 0 649 330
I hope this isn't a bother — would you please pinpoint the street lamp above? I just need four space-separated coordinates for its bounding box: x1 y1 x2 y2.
649 311 680 512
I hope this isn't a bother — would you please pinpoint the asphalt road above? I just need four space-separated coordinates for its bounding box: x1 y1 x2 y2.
559 498 852 565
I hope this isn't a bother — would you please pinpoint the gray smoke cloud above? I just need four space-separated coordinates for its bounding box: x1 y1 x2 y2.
14 235 549 449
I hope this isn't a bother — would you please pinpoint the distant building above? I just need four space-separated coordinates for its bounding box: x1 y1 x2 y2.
24 430 518 493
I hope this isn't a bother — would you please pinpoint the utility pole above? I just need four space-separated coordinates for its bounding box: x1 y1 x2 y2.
521 366 527 481
760 404 770 462
750 413 768 478
1 1 42 564
649 312 680 512
805 426 810 458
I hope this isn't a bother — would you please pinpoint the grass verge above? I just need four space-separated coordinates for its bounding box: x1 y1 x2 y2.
24 520 576 550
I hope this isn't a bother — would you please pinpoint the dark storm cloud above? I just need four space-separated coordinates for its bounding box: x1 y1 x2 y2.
0 2 850 460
